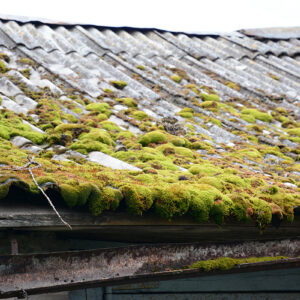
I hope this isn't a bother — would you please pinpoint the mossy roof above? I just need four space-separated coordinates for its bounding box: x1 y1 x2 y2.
0 19 299 232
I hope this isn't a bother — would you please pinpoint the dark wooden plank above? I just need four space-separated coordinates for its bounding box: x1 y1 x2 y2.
1 204 300 242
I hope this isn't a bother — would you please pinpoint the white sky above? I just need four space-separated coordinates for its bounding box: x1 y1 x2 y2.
1 0 300 33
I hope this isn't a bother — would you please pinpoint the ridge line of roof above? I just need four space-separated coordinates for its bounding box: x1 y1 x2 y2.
0 15 221 38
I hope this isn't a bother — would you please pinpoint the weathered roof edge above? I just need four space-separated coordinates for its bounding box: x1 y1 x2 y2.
0 14 220 37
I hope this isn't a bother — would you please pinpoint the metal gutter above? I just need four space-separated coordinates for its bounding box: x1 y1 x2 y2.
1 240 300 298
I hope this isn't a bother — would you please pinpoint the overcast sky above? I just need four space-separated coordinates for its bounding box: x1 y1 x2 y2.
1 0 300 33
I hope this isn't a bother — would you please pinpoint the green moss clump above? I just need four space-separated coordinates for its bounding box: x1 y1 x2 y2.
79 128 115 146
170 137 190 147
0 182 10 200
237 148 262 159
17 57 35 66
225 81 240 91
178 107 194 118
110 80 127 90
189 256 287 271
70 140 108 154
188 187 217 222
85 103 111 117
136 65 145 70
174 146 194 158
89 186 122 216
217 174 247 187
241 108 273 123
20 68 31 79
60 184 79 207
20 131 46 145
198 176 224 191
100 121 120 131
251 197 272 229
0 61 9 73
0 125 11 140
241 114 256 123
199 101 220 111
121 184 153 215
286 127 300 137
54 123 88 137
189 164 222 176
115 97 138 108
200 93 220 102
97 113 108 121
170 74 182 83
139 131 167 146
132 110 148 121
154 184 191 219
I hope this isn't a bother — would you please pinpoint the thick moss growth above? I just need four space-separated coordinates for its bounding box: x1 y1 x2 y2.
200 93 220 102
216 174 247 187
20 68 31 79
70 140 108 154
154 184 191 219
139 131 167 146
286 127 300 137
225 81 240 91
0 182 10 200
178 107 194 118
60 184 80 207
54 123 89 137
0 111 46 144
189 256 287 271
17 57 36 66
170 137 190 147
189 164 222 176
198 176 224 190
78 128 115 146
188 187 217 222
199 101 220 111
170 74 182 83
115 97 138 108
241 114 256 123
110 80 127 90
241 108 273 123
121 184 153 215
85 102 111 117
251 197 272 229
100 121 121 131
131 110 148 121
89 186 122 216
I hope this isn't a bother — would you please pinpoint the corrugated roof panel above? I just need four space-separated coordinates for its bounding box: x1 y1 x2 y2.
0 19 299 234
240 27 300 39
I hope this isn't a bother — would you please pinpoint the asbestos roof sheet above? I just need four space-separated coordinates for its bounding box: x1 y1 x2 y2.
241 27 300 40
0 18 299 233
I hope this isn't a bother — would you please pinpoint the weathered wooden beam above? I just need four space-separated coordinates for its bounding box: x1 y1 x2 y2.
0 204 300 243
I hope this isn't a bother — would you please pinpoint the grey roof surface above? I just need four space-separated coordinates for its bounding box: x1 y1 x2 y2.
0 18 299 229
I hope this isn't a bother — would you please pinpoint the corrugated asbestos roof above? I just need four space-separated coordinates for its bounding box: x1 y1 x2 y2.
0 18 299 231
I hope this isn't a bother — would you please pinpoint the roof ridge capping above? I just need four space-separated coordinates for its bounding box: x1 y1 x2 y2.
240 26 300 40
